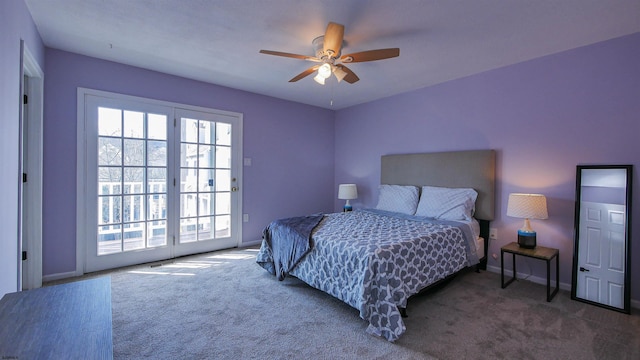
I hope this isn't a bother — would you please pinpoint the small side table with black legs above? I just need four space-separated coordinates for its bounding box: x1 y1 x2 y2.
501 242 559 302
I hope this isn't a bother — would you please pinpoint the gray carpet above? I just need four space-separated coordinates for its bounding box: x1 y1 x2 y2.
61 247 640 359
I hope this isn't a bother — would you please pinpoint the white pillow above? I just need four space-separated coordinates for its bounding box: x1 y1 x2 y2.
415 186 478 221
375 185 419 215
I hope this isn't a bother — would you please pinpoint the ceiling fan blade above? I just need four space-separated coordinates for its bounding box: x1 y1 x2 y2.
289 65 321 82
323 22 344 56
340 48 400 63
259 50 321 62
335 64 359 84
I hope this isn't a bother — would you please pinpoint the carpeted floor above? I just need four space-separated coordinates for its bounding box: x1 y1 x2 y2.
56 247 640 359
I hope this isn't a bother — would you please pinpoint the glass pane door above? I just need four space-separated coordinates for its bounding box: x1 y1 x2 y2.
97 108 168 254
85 95 173 272
175 108 240 256
81 91 242 273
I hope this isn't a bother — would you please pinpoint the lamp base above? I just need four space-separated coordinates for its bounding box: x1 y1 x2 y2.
517 230 536 249
343 204 352 212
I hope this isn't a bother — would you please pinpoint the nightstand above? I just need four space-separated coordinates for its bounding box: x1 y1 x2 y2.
501 241 559 302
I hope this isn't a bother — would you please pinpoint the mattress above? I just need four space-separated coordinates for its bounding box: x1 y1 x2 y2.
476 237 485 259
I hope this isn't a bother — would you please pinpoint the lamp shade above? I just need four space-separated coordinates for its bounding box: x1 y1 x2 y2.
338 184 358 200
507 193 548 249
506 193 548 220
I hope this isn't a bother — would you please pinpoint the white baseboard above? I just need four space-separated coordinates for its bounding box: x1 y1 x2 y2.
485 265 640 310
485 265 572 292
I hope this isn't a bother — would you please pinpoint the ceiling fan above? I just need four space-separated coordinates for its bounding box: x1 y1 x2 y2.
259 22 400 85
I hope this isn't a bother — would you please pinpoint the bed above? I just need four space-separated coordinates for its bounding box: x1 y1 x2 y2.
256 150 496 341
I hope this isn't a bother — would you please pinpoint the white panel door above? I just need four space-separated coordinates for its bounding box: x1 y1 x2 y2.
575 201 626 309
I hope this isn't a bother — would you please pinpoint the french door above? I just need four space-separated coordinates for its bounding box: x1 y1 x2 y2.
173 108 239 257
79 89 242 273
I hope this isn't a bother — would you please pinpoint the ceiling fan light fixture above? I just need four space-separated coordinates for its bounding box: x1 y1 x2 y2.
313 73 326 85
318 63 332 79
333 66 347 82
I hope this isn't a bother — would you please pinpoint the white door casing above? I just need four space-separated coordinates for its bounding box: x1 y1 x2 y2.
20 42 44 290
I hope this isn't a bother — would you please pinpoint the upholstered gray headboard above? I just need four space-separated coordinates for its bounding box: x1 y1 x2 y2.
381 150 496 220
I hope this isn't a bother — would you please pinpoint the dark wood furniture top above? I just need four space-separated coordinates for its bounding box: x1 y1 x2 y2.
0 277 113 359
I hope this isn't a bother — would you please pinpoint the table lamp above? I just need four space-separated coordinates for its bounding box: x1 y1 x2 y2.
506 193 548 249
338 184 358 212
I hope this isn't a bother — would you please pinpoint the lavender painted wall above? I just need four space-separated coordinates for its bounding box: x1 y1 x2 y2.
43 49 334 276
0 0 45 296
334 33 640 301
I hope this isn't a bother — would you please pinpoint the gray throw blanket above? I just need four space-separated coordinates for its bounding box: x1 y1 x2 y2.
258 214 324 281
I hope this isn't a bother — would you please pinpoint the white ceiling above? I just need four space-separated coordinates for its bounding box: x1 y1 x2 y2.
25 0 640 110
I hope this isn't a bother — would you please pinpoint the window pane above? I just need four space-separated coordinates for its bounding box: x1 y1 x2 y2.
99 137 122 166
124 139 145 166
99 167 121 195
147 220 166 247
181 118 198 143
148 113 167 140
147 194 166 221
123 110 144 138
216 169 230 192
216 215 231 238
123 168 144 193
216 146 231 169
148 140 166 166
199 120 215 145
180 169 196 193
181 143 198 168
122 195 144 222
98 107 122 137
123 222 145 251
198 216 214 240
198 169 215 192
216 122 231 146
99 196 110 225
180 218 197 243
98 195 121 225
148 168 166 193
122 195 132 223
98 225 121 255
199 193 214 216
180 194 197 218
216 192 230 215
199 145 215 168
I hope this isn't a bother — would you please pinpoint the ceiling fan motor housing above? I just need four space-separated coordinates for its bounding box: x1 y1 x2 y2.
312 36 340 60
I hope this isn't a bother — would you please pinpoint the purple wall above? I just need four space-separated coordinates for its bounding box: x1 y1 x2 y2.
334 32 640 301
43 49 335 276
0 0 45 296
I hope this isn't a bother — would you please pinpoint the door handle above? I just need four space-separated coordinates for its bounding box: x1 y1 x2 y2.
579 267 590 272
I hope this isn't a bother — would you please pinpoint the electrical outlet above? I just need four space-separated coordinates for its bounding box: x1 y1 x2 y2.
489 228 498 240
492 253 498 260
243 214 249 222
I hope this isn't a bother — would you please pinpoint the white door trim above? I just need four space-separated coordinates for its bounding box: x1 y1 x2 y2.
19 41 44 290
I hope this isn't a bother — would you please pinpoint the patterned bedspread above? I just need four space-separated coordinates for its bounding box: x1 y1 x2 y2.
256 208 478 342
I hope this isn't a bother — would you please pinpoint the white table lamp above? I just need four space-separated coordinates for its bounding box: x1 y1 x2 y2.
338 184 358 212
506 193 548 248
